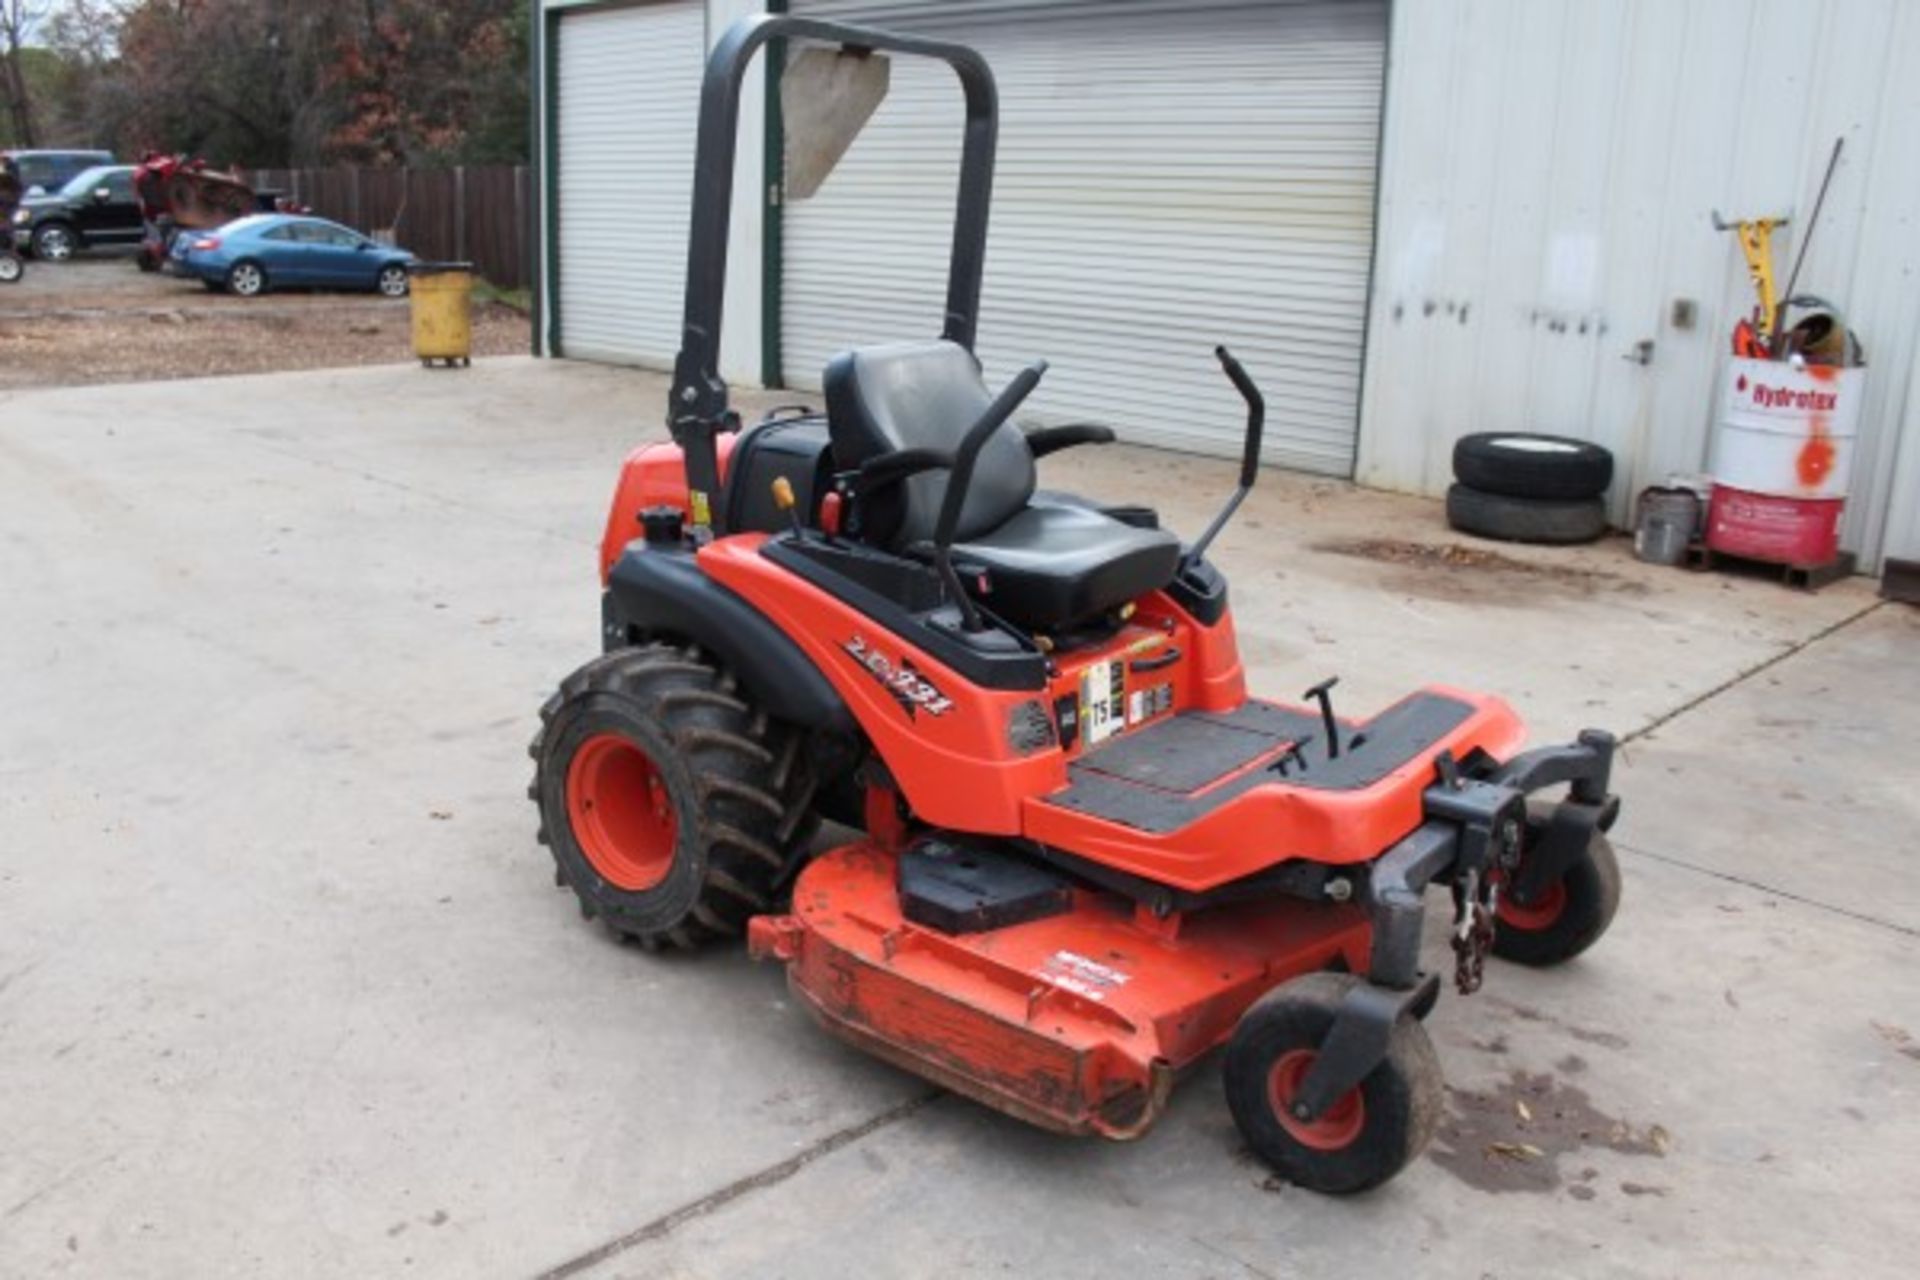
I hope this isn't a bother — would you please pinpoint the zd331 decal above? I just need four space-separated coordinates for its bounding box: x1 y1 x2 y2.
843 635 954 719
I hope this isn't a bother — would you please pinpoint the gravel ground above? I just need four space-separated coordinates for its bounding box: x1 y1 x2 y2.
0 254 529 390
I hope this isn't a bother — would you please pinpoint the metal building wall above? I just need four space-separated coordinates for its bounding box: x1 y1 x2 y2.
1357 0 1920 569
780 0 1389 476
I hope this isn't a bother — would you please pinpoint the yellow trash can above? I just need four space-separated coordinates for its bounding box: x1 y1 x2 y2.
407 261 474 368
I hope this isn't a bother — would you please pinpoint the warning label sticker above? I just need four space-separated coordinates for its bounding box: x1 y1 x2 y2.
1127 681 1172 726
1039 950 1131 1002
1080 660 1125 746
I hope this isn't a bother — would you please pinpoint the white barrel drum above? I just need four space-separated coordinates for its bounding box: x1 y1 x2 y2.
1713 357 1862 499
1707 357 1864 567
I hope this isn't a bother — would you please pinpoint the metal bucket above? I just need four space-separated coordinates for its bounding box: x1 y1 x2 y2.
1633 486 1700 566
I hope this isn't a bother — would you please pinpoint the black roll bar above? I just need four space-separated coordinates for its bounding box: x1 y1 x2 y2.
667 16 1000 536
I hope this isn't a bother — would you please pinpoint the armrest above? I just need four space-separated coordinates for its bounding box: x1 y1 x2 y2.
855 446 953 494
1023 422 1115 458
932 361 1048 633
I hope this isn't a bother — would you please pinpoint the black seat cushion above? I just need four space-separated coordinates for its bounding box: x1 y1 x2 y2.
825 339 1181 630
825 339 1034 548
1030 489 1161 529
945 502 1181 631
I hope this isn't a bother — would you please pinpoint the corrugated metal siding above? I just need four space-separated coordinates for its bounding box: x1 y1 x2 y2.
1882 348 1920 564
782 0 1387 476
1357 0 1920 569
555 1 705 367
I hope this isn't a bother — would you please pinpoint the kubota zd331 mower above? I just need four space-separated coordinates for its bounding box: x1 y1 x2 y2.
532 16 1622 1194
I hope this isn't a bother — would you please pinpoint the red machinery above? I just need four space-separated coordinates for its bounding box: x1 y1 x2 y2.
132 152 258 273
529 16 1624 1194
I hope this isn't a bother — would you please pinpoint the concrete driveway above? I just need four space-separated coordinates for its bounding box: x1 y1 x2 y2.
2 358 1915 1278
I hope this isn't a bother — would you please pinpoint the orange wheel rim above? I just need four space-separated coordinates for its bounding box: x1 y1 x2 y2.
1499 879 1567 932
566 733 679 891
1267 1049 1366 1152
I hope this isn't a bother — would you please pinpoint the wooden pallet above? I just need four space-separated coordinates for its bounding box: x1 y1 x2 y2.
1684 543 1856 591
1882 558 1920 604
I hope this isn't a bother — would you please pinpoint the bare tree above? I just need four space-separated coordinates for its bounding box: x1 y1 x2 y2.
1 0 48 147
47 0 122 65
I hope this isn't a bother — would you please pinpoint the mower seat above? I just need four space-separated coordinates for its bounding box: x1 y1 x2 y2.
825 340 1181 630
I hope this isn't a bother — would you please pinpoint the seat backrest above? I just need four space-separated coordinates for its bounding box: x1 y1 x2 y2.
824 340 1035 548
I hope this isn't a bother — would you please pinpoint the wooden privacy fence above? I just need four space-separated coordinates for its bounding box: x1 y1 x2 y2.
242 165 532 289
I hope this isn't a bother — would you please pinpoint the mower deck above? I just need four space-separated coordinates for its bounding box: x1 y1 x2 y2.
749 842 1372 1139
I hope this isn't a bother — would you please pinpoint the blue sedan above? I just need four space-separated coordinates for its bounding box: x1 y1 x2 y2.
170 214 414 298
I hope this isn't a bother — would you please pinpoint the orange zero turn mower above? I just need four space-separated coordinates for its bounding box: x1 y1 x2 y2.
530 15 1622 1195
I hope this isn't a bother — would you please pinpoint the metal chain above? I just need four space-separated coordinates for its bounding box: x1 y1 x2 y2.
1451 867 1499 995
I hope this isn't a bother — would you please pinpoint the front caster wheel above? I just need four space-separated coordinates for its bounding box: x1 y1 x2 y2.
531 644 815 950
1494 823 1621 967
1224 972 1443 1194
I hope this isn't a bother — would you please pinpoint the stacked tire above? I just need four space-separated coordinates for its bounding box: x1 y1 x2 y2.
1446 434 1614 545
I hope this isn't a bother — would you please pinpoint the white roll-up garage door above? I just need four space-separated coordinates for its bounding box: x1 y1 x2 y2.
781 0 1387 475
555 1 705 366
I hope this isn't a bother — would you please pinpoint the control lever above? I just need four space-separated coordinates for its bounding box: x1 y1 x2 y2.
770 475 804 539
1304 676 1341 760
1184 346 1266 570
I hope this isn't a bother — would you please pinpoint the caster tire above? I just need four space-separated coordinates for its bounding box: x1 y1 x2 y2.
1224 972 1443 1194
531 643 814 950
1495 821 1622 967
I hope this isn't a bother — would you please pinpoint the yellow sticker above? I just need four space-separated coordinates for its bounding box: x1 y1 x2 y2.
689 489 712 527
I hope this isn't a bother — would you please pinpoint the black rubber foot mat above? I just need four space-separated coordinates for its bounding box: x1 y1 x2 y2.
1046 693 1474 835
1072 702 1319 792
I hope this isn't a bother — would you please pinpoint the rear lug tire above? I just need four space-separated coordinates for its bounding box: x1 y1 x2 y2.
531 643 815 950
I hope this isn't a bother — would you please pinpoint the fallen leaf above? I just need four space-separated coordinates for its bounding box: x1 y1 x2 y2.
1648 1124 1672 1155
1486 1141 1544 1162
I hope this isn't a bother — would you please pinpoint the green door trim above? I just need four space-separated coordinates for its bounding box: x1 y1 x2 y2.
539 3 564 355
761 0 788 388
